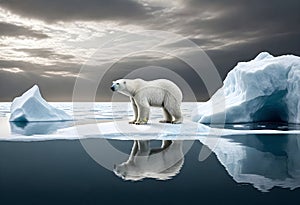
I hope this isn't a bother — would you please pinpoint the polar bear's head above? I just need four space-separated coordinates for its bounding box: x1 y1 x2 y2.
111 79 126 91
113 162 144 181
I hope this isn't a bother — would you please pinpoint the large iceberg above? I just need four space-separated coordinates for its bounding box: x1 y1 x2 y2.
192 52 300 123
9 85 72 122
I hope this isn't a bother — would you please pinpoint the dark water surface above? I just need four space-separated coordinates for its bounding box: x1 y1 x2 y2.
0 135 300 205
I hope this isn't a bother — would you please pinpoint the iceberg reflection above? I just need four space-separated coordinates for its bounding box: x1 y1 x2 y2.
200 134 300 192
114 140 184 181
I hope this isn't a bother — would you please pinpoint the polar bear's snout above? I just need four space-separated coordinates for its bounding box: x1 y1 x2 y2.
111 85 116 91
113 163 128 179
110 82 119 91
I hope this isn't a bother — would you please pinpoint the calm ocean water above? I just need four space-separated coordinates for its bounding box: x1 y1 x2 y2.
0 103 300 205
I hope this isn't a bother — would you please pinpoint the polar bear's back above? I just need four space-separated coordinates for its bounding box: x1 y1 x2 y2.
139 79 182 101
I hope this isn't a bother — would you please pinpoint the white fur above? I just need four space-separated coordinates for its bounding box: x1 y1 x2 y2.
113 140 184 181
111 78 183 124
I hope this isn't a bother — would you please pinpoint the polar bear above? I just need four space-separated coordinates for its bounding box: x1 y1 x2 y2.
111 78 183 124
113 140 184 181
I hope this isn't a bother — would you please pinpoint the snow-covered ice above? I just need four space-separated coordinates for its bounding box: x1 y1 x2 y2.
10 121 73 136
192 52 300 123
9 85 72 122
1 119 300 141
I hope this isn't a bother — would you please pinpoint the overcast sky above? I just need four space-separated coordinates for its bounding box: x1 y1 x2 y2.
0 0 299 101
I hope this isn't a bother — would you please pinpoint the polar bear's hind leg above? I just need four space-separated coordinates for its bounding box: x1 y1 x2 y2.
170 104 183 124
172 111 183 124
163 93 183 124
159 108 173 123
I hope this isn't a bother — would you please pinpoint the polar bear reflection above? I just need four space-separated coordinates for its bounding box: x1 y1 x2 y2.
114 140 184 181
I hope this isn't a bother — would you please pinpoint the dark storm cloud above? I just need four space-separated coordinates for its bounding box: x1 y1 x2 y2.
0 59 39 70
0 70 76 101
206 32 300 74
0 53 212 101
0 22 48 38
15 48 74 60
1 0 300 101
0 0 156 22
0 59 81 101
183 0 300 37
168 0 300 73
110 0 300 70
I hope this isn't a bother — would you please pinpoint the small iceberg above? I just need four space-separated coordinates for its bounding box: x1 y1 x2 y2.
9 85 72 122
192 52 300 123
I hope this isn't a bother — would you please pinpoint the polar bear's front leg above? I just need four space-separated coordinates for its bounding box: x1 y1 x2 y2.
137 140 150 152
128 140 138 162
135 101 150 125
129 97 138 124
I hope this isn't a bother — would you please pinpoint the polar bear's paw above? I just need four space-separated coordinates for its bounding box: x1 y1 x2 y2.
134 117 148 125
171 120 183 124
159 120 172 123
135 121 148 125
129 120 137 124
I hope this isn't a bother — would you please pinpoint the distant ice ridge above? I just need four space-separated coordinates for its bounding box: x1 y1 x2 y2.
192 52 300 123
9 85 72 122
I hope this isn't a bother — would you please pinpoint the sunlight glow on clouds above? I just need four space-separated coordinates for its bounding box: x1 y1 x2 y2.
44 71 78 78
0 7 147 72
0 67 24 73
